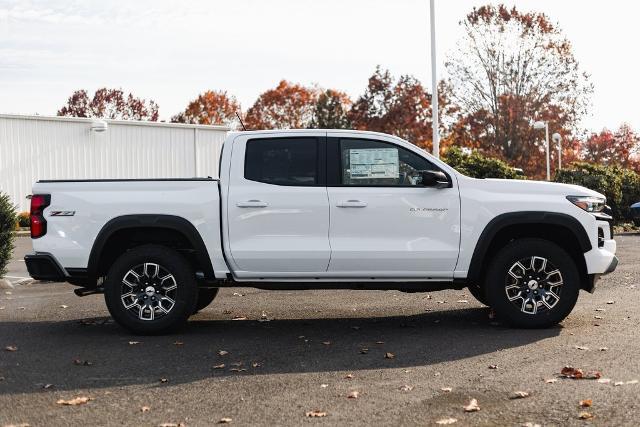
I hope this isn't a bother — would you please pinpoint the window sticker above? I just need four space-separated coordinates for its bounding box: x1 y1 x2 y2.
348 148 399 179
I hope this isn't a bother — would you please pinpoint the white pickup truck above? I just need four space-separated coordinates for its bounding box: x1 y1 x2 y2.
25 130 618 334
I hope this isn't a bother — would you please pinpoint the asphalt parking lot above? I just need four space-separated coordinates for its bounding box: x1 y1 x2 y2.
1 235 639 426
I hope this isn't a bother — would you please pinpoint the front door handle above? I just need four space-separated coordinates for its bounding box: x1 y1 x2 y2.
336 200 368 208
236 200 268 208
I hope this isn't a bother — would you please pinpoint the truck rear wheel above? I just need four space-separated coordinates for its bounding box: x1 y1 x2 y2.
104 244 198 335
485 238 580 328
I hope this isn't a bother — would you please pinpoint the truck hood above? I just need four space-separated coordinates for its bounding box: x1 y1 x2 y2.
462 177 606 200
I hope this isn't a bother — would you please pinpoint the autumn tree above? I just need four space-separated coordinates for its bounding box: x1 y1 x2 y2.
171 90 240 127
581 124 640 170
57 88 159 121
309 89 352 129
244 80 317 129
349 67 445 151
445 4 592 177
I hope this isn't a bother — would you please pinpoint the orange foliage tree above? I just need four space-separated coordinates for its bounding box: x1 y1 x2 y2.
348 67 450 152
57 88 159 121
244 80 318 129
445 4 593 177
171 90 240 127
581 124 640 171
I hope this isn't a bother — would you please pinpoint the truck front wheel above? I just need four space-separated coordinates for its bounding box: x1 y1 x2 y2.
485 238 580 328
104 244 198 334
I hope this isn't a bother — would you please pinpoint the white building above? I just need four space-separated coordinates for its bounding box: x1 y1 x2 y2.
0 114 229 212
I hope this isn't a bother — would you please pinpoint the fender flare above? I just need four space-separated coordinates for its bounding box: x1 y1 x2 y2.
87 214 215 280
466 211 592 284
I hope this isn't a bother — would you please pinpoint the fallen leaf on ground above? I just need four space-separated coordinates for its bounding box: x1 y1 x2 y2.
560 366 601 379
218 350 228 356
213 364 225 369
141 406 150 413
385 352 395 359
399 385 414 392
441 387 452 393
463 398 480 412
578 412 594 420
219 418 232 424
436 417 458 425
347 391 359 399
305 410 327 417
5 345 17 352
510 391 530 399
128 341 140 345
56 396 92 406
579 399 592 408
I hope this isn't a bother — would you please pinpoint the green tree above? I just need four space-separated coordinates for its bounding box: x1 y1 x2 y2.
0 192 17 278
309 89 351 129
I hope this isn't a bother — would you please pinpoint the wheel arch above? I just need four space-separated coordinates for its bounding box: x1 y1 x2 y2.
87 215 215 285
467 211 592 290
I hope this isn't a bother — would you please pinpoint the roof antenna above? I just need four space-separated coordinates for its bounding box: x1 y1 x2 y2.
235 111 247 131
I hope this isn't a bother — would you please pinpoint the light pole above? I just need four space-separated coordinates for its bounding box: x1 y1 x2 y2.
533 121 550 181
552 133 562 171
429 0 439 158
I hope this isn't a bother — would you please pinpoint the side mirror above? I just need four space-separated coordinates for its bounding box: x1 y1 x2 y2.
421 170 451 188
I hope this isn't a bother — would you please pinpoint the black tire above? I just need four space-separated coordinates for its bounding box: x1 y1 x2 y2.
467 284 489 306
104 244 198 335
485 238 580 328
193 288 219 313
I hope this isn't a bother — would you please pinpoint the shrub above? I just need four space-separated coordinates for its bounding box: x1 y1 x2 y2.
0 192 17 278
555 162 640 222
443 146 523 179
17 211 30 228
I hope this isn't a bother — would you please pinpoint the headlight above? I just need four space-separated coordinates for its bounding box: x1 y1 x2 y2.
566 195 606 213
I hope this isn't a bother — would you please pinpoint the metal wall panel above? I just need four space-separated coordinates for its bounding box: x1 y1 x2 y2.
0 115 228 212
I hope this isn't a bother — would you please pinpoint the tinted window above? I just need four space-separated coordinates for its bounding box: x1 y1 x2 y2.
245 138 318 186
340 139 433 186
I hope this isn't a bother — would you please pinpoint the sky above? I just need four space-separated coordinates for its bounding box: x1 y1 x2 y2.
0 0 638 133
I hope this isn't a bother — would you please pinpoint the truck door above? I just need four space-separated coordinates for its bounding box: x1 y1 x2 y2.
325 134 460 278
226 133 330 277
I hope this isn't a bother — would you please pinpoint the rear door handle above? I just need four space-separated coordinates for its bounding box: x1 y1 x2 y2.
236 200 268 208
336 200 368 208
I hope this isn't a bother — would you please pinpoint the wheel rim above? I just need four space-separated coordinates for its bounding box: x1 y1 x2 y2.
120 263 177 321
504 256 563 315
